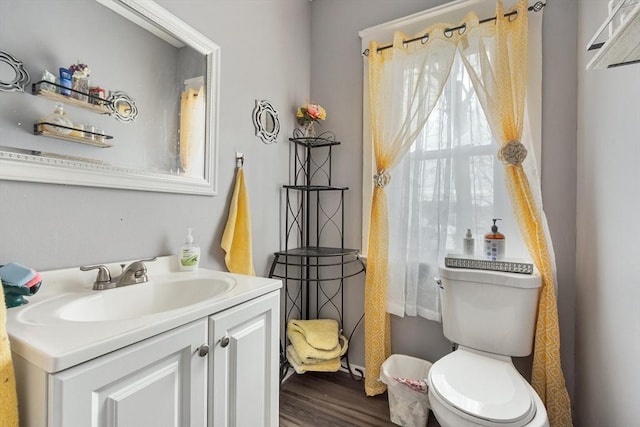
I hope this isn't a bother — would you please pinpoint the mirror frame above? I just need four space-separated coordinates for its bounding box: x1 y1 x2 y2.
0 50 30 92
0 0 220 196
252 100 280 144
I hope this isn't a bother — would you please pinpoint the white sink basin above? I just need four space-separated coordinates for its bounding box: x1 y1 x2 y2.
60 277 235 322
19 275 236 324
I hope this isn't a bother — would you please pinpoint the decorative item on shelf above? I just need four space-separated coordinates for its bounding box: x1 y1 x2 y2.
40 103 73 135
296 102 326 138
40 70 57 93
69 61 91 102
89 86 107 105
0 50 30 92
58 67 72 96
444 254 534 275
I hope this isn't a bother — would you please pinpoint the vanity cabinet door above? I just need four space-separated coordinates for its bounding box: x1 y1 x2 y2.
49 319 208 427
208 291 279 427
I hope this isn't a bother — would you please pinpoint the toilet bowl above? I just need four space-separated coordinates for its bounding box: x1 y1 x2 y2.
427 347 548 427
429 266 549 427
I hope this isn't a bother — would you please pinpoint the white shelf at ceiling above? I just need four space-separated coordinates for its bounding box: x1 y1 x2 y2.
586 0 640 70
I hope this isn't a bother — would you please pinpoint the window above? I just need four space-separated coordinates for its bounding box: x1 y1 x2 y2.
359 0 542 319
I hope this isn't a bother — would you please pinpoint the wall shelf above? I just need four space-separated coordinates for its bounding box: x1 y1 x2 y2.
31 81 112 114
34 123 113 148
586 0 640 69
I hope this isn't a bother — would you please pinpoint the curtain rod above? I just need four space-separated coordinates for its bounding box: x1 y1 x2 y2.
362 1 545 56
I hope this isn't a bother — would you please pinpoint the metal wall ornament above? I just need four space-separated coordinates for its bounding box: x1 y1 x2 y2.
252 99 280 144
107 91 138 122
0 50 30 92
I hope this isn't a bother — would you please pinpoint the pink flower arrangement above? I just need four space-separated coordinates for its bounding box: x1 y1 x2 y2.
69 62 91 78
296 103 326 126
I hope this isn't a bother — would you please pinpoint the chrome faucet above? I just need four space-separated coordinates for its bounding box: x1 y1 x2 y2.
80 257 158 290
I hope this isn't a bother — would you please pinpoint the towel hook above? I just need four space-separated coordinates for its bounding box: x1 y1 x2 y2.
235 152 244 168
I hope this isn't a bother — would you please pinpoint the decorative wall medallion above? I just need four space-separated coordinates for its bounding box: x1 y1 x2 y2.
252 99 280 144
107 91 138 122
0 50 30 92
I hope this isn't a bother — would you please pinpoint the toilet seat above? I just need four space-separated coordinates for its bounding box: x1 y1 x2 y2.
428 349 536 426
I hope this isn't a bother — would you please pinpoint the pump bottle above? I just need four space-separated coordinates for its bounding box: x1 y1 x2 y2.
484 219 505 261
179 228 200 271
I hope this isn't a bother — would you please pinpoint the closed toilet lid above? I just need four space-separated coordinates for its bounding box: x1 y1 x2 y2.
429 350 536 425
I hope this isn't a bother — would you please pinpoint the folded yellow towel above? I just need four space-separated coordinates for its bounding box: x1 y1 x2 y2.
286 345 341 374
287 330 348 364
287 318 340 350
0 288 19 426
221 167 256 276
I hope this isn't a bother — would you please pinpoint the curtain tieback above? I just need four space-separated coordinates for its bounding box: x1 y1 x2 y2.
374 170 391 188
498 140 528 166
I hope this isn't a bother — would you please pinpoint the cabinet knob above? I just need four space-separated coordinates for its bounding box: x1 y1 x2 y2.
197 344 209 357
219 336 230 348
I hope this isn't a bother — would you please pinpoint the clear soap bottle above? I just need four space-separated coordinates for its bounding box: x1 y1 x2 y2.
179 228 200 271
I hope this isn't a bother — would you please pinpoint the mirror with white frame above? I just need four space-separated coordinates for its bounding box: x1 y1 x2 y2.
0 0 220 195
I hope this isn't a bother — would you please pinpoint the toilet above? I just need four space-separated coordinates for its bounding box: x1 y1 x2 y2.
427 266 549 427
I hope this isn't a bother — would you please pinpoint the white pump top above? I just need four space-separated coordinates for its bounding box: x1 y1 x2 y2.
186 228 194 244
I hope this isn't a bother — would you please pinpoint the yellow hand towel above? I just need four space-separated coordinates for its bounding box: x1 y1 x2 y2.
286 345 341 374
221 167 255 276
0 289 20 426
287 330 348 364
287 318 339 350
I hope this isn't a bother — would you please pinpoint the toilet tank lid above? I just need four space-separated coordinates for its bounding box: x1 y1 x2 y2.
439 265 541 289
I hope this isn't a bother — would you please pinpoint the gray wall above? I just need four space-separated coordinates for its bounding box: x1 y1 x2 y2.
310 0 578 406
2 1 602 420
576 1 640 425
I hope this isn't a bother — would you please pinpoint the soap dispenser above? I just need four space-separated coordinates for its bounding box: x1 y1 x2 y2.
484 218 505 261
179 228 200 271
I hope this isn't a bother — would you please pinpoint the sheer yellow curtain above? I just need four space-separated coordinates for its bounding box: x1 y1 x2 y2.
459 1 572 425
365 26 459 396
180 86 205 176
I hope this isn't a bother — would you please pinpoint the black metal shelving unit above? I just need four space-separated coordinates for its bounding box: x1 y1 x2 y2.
269 130 365 380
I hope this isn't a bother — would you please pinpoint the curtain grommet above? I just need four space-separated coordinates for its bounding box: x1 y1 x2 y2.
498 140 527 166
374 170 391 188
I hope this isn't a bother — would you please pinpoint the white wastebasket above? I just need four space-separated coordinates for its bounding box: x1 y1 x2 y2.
380 354 432 427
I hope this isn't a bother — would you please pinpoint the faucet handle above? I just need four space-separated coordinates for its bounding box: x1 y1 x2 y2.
80 264 111 284
139 256 158 263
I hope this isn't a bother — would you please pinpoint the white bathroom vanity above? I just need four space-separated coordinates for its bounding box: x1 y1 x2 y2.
6 256 281 427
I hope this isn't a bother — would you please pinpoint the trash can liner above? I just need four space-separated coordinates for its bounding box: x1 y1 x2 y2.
392 376 429 394
380 354 432 427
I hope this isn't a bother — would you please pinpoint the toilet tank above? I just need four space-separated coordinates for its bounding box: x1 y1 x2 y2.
439 266 542 357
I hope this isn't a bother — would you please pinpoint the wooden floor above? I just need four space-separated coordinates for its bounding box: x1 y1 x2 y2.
279 370 441 426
